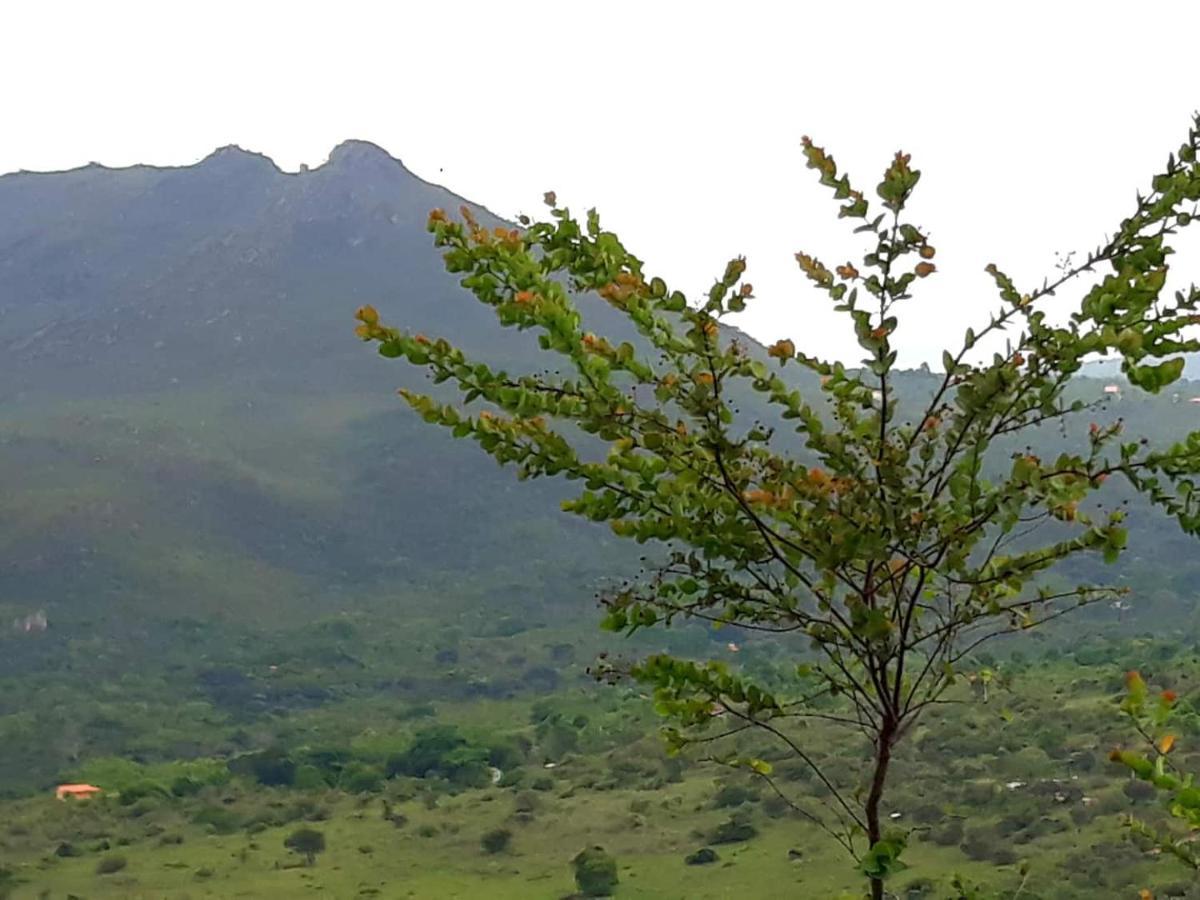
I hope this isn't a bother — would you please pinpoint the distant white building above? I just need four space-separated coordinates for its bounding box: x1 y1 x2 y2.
12 610 47 633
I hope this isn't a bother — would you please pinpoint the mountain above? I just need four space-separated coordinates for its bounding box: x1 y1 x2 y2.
4 142 1200 796
0 143 655 792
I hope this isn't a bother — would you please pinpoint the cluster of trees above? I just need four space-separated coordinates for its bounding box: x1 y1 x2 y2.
65 716 601 807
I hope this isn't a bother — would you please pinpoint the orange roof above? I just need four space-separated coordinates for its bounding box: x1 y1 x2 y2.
56 783 102 796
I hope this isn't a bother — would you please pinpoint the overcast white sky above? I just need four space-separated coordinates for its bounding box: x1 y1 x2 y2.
3 0 1200 365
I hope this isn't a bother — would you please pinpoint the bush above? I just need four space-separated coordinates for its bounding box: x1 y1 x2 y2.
685 847 718 865
95 855 128 875
481 828 512 854
711 783 757 809
341 762 385 794
488 740 527 771
761 794 792 819
192 805 243 835
710 817 758 844
170 775 204 797
397 702 437 720
513 791 540 814
573 846 619 897
960 825 1017 865
283 827 326 866
228 748 297 787
1123 778 1156 804
118 780 171 806
293 764 330 791
928 819 964 846
386 725 490 785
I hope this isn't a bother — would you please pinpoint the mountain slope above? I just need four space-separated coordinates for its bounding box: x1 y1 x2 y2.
0 143 654 792
4 142 1200 796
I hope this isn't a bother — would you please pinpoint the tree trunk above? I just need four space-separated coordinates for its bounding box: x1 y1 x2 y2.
865 718 897 900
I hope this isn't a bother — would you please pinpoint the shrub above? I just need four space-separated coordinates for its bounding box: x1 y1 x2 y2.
191 805 243 835
928 819 964 846
341 762 384 794
711 783 757 809
572 846 618 897
283 827 326 866
95 855 128 875
960 826 1017 865
228 748 296 787
293 764 330 791
170 775 204 797
513 791 539 814
1123 778 1156 804
397 702 437 721
480 828 512 854
386 725 490 785
685 847 719 865
118 780 171 806
710 816 758 844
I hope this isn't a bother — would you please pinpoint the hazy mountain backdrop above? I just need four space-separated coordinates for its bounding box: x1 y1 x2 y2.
4 141 1200 794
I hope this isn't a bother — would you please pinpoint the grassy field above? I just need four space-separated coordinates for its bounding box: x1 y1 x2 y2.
1 771 1024 900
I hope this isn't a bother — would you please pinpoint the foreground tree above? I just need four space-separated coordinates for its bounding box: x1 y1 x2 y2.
1112 671 1200 876
357 116 1200 897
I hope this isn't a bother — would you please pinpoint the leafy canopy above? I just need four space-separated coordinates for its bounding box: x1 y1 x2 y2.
357 115 1200 895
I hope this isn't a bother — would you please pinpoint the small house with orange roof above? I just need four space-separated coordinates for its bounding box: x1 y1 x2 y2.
56 783 102 801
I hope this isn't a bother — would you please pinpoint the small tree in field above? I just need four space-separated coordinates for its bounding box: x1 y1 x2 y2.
357 116 1200 897
284 827 325 866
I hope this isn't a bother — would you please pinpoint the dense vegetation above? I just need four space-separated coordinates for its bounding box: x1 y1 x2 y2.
7 639 1200 897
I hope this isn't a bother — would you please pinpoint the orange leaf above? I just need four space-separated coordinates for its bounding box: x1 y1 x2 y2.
768 339 796 359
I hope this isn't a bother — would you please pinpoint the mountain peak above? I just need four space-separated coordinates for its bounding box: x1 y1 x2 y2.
323 140 410 177
198 144 281 174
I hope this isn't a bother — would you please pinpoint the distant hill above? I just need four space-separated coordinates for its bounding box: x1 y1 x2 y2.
0 141 631 617
0 143 661 790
